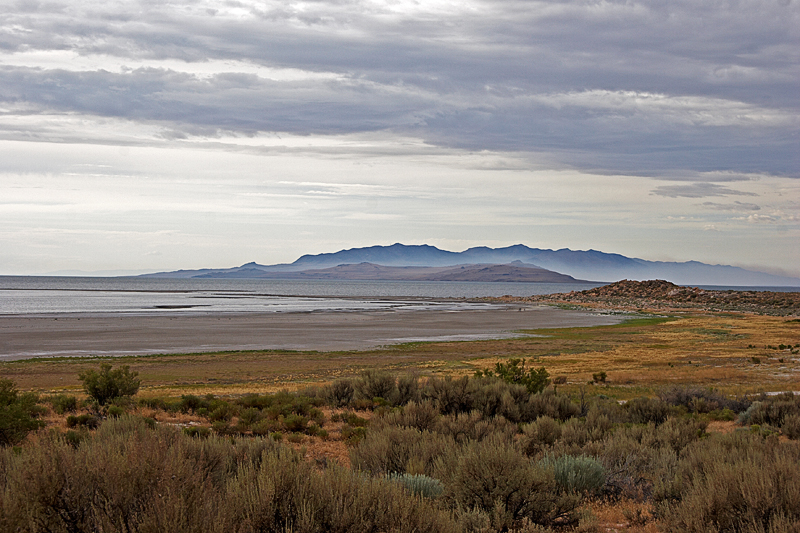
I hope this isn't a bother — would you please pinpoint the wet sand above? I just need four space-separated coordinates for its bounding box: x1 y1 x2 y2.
0 304 624 360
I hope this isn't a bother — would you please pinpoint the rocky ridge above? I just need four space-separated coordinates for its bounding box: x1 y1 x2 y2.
503 279 800 316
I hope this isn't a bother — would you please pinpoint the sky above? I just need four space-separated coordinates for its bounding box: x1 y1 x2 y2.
0 0 798 277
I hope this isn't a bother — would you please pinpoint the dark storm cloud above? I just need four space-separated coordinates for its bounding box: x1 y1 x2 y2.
1 0 798 177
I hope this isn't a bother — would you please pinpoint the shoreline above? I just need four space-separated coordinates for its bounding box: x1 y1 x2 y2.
0 303 625 361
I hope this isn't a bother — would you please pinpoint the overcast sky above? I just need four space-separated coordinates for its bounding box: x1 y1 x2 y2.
1 0 798 276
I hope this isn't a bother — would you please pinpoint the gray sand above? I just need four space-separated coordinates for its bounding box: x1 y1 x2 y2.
0 304 624 360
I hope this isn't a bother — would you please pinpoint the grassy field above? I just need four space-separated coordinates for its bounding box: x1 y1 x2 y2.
4 309 798 400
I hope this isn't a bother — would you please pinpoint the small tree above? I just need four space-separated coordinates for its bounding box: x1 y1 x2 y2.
0 378 45 446
477 358 550 394
79 363 141 405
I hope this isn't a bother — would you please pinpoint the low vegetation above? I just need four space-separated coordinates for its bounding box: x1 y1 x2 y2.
3 363 800 532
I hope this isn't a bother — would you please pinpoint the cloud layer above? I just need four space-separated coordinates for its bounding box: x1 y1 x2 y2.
2 0 798 176
0 0 798 275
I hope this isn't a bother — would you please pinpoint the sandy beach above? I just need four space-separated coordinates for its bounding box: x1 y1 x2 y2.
0 304 623 360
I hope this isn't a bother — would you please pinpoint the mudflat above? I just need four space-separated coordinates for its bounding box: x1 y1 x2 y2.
0 304 622 360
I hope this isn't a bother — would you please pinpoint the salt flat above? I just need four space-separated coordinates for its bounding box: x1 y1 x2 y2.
0 303 623 360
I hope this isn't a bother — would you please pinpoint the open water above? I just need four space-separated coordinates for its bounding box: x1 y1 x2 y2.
0 277 796 316
0 277 606 315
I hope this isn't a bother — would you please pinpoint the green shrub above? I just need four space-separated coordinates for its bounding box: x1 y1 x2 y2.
540 454 606 495
49 394 78 415
65 413 100 429
355 370 398 403
377 401 439 431
659 385 750 414
183 425 211 438
281 413 308 432
107 405 124 418
78 363 140 405
478 358 551 394
341 425 368 446
387 472 444 498
326 378 355 407
0 379 45 446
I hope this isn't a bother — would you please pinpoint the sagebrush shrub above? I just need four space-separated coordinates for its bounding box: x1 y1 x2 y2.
49 394 78 415
326 378 355 407
387 472 444 498
539 454 606 495
423 376 475 415
435 435 579 529
350 425 456 476
521 416 562 457
523 390 580 422
654 432 800 532
355 370 398 403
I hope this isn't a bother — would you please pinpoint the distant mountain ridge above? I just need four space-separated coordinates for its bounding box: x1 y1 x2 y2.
142 243 800 286
190 261 584 283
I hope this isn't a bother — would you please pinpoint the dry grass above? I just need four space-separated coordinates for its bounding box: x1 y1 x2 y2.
3 311 799 400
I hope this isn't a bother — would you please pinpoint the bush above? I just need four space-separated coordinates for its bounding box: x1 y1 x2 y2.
49 394 78 415
0 379 45 446
521 416 562 457
436 435 579 529
659 385 750 414
326 378 355 407
78 363 140 405
478 358 551 394
66 414 101 429
351 425 456 476
654 432 800 532
378 401 439 432
626 397 674 425
355 370 397 403
524 390 581 422
540 454 606 495
388 472 444 498
423 376 475 415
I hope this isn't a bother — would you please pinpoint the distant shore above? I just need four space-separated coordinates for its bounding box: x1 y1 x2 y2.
0 303 624 361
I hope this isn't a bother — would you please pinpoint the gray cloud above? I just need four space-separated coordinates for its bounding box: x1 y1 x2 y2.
651 183 760 198
0 0 798 178
701 201 761 211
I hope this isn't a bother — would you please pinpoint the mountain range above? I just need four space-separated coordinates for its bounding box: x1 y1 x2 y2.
142 244 800 287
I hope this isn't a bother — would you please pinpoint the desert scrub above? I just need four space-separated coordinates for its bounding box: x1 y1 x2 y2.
653 432 800 532
539 454 606 495
0 415 455 533
350 425 457 477
521 416 562 457
387 472 444 498
48 394 78 415
434 434 579 530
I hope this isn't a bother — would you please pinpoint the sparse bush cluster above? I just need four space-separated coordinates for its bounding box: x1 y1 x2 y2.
4 366 800 532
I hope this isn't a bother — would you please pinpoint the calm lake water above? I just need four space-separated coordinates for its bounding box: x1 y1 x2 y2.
0 276 795 316
0 277 605 315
